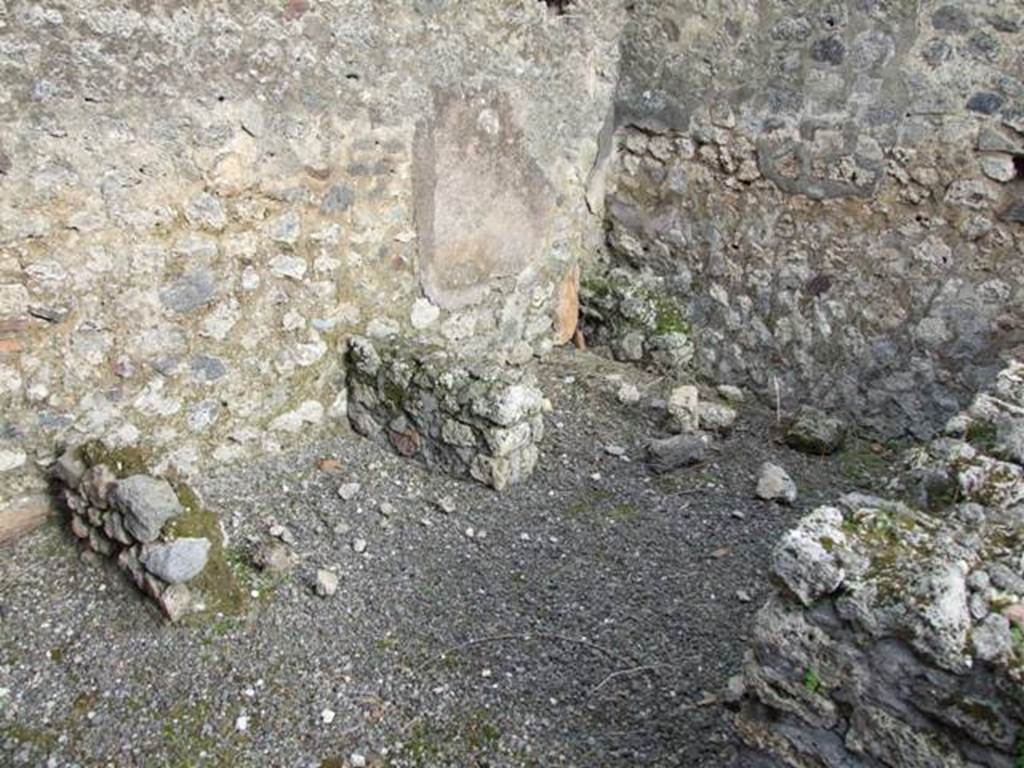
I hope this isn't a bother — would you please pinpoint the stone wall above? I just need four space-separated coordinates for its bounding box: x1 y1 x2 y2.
345 336 547 491
736 361 1024 766
0 0 623 509
601 0 1024 439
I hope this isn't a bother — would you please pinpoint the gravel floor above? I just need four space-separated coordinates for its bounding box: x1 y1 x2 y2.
0 348 892 767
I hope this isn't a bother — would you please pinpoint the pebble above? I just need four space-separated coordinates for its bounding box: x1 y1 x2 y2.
235 715 249 732
436 496 456 514
604 445 627 457
352 538 367 554
731 510 746 520
321 708 335 725
314 569 339 597
379 501 395 518
736 590 753 603
465 526 476 539
350 754 367 768
338 483 361 501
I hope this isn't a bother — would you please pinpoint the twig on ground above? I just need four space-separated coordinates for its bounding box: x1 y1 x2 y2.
588 664 664 694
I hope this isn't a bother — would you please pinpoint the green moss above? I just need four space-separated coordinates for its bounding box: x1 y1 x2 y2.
78 440 150 478
394 710 503 767
965 419 999 453
803 668 821 694
836 440 896 492
819 536 836 553
0 724 57 748
651 293 688 335
165 481 247 620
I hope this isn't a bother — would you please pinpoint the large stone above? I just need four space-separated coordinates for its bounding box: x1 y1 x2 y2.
666 385 700 433
771 506 846 606
141 538 211 584
646 432 709 473
111 476 184 543
785 406 846 455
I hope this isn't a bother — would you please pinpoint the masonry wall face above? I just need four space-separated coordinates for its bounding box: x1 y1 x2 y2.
606 0 1024 439
0 1 623 505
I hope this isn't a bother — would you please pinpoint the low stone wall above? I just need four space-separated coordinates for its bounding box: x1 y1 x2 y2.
53 443 240 622
345 336 546 491
736 361 1024 766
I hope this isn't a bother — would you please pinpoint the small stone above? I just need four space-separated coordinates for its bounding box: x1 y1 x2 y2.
980 154 1016 183
352 538 367 554
314 569 339 598
617 383 641 405
736 589 753 603
158 583 193 622
349 754 367 768
784 406 846 455
141 538 211 583
338 482 361 501
321 708 335 725
757 462 798 504
723 674 746 705
647 433 709 474
235 715 249 733
972 613 1013 663
731 510 746 520
111 475 184 543
435 496 456 514
666 385 700 433
604 445 627 457
81 465 118 509
52 449 86 487
716 385 745 403
379 501 395 518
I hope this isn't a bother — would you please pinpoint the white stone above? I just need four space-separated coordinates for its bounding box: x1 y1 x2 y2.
757 462 798 504
979 154 1016 183
0 449 27 473
269 400 324 433
269 255 308 281
410 298 441 329
314 569 339 598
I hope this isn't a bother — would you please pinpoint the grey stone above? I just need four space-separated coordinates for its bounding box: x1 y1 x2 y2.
160 269 217 314
338 482 361 501
666 384 700 433
189 354 228 383
646 432 709 474
253 540 295 574
321 184 354 214
785 406 846 455
141 538 211 584
111 475 184 543
52 449 86 487
756 462 797 504
972 613 1013 663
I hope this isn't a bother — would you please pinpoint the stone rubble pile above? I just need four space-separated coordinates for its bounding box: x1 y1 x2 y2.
737 361 1024 766
578 268 694 376
345 337 546 491
52 446 213 621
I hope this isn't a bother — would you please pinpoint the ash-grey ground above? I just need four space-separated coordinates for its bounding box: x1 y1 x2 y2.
0 350 881 767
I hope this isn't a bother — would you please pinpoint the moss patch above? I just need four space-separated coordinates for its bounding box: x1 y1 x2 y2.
165 481 248 620
78 440 150 478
